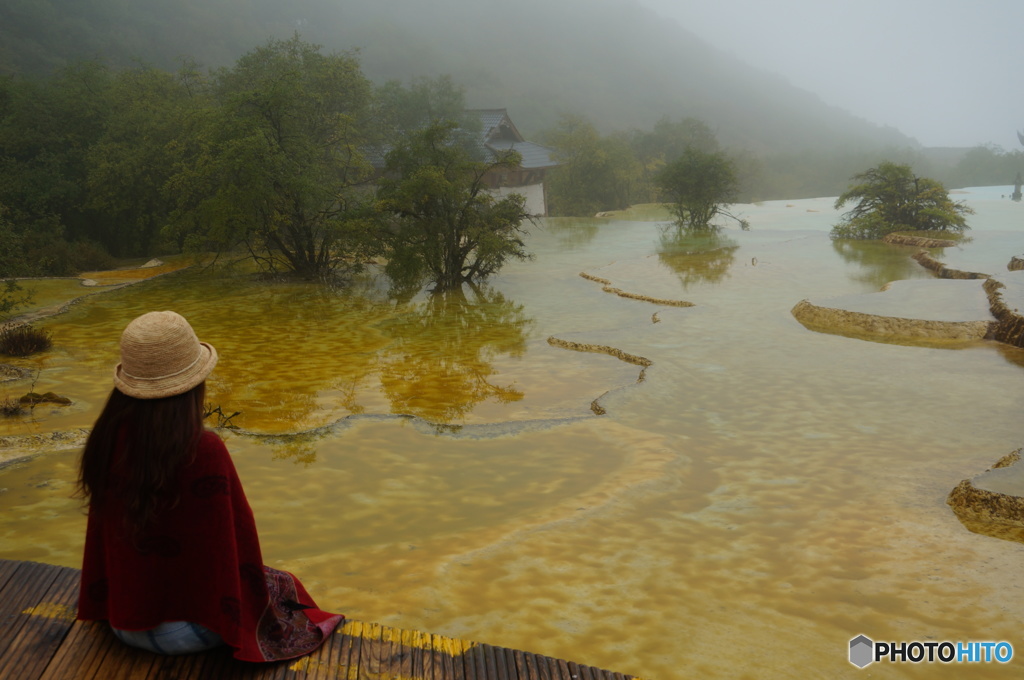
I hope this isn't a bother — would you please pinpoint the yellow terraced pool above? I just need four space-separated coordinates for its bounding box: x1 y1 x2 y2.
3 189 1024 678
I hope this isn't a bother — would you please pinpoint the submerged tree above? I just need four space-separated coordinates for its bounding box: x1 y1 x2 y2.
377 120 533 293
167 36 378 278
831 161 972 240
655 147 748 231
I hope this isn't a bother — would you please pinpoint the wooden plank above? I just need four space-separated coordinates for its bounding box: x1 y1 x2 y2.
455 637 475 680
554 657 572 680
0 561 64 662
456 637 479 680
38 620 118 680
511 649 528 680
495 645 515 680
347 620 367 680
0 563 80 680
467 639 488 680
380 621 402 679
336 620 360 680
88 637 160 680
359 621 387 679
134 651 193 680
301 621 343 680
201 648 259 680
328 620 356 680
530 655 553 680
415 629 434 680
237 655 293 680
483 644 501 680
387 626 414 680
149 650 205 680
402 626 424 680
0 557 24 590
0 561 57 619
525 654 542 680
432 633 456 680
365 620 387 680
0 561 639 680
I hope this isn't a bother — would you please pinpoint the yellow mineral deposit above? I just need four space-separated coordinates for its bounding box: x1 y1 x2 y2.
3 193 1024 679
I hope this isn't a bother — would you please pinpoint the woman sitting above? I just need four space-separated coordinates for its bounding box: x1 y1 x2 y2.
77 310 343 661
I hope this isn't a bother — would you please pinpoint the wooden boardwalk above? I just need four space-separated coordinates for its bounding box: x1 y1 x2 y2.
0 560 644 680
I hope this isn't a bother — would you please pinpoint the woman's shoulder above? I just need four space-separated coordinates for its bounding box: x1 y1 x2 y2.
195 429 233 466
199 429 226 447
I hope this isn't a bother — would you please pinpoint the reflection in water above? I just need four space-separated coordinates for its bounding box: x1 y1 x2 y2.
831 238 934 287
543 218 601 250
0 271 543 439
655 226 738 287
374 284 532 427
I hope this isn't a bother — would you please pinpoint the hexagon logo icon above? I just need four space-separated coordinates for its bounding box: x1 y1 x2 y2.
849 635 874 668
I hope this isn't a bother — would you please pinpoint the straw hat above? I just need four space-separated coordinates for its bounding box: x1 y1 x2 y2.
113 311 218 399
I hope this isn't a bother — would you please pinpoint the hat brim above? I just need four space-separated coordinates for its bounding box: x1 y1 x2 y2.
113 342 218 399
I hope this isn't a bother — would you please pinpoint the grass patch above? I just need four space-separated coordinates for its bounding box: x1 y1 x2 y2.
0 396 26 417
0 323 53 357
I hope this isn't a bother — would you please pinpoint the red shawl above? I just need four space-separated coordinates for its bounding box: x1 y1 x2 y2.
78 430 343 662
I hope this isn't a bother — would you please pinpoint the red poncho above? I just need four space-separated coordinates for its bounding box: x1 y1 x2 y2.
78 430 343 662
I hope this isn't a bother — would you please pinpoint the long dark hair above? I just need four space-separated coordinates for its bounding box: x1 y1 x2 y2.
78 382 206 534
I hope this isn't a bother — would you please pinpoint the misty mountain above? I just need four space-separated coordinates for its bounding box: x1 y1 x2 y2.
1 0 915 154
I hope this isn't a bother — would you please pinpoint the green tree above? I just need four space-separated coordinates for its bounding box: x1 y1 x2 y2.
543 114 640 216
655 147 747 231
167 36 377 279
85 63 200 257
377 120 533 293
374 75 476 137
0 61 115 274
631 116 720 202
0 206 31 318
949 145 1024 189
831 161 972 240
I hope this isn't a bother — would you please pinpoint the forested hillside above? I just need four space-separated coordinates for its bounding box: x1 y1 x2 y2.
2 0 912 153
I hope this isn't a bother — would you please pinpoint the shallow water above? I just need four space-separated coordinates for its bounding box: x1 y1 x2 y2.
3 188 1024 678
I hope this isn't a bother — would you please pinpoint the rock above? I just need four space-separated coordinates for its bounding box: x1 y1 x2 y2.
948 451 1024 542
18 392 72 406
141 258 164 268
791 279 996 345
882 232 956 248
910 251 988 279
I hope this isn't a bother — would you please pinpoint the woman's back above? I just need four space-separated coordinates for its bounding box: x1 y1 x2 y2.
77 311 343 661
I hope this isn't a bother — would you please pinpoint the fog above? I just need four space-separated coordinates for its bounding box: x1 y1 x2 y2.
9 0 1019 153
637 0 1024 149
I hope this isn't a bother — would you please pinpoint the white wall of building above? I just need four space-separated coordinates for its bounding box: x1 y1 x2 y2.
489 183 547 217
